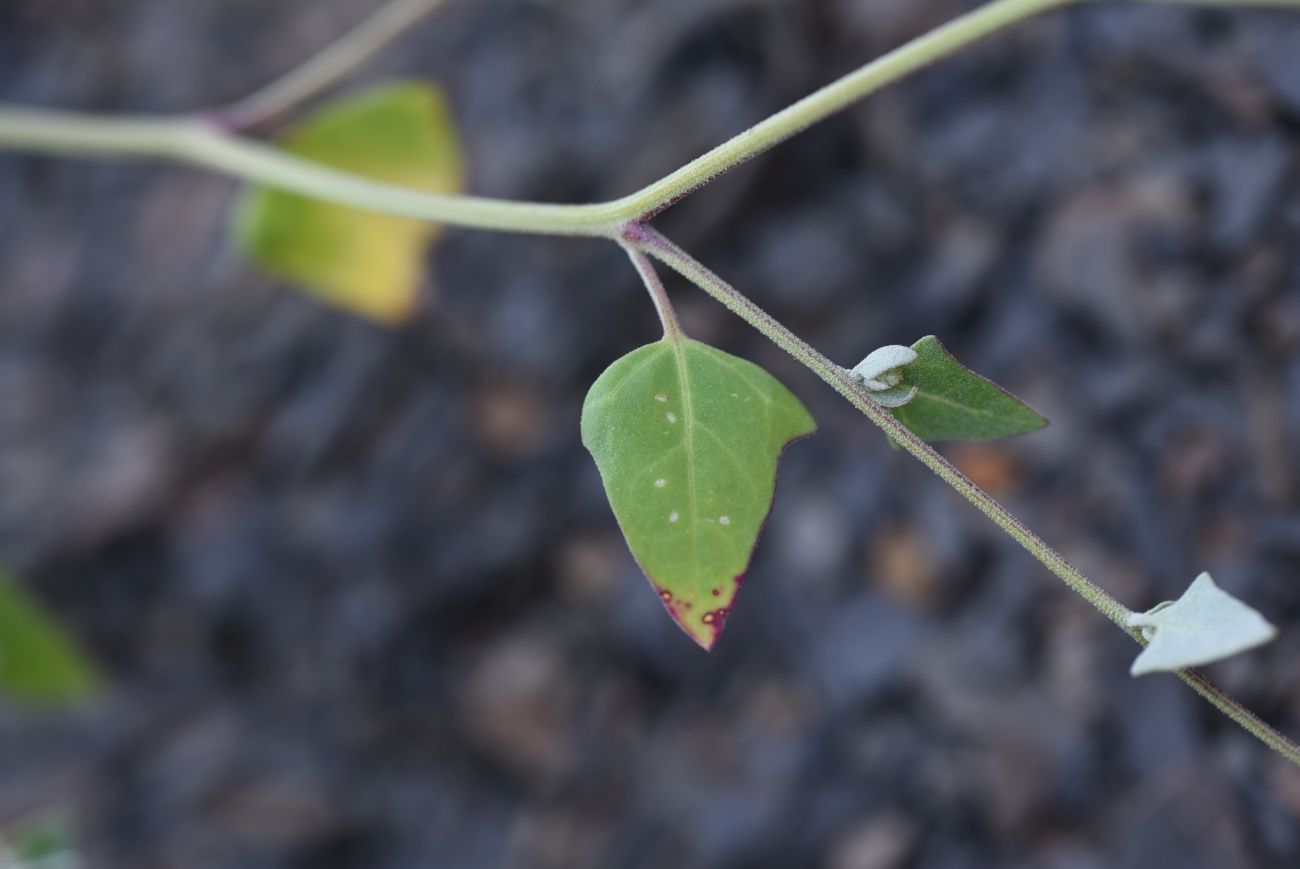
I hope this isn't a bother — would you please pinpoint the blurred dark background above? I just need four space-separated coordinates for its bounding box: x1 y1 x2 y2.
2 0 1300 866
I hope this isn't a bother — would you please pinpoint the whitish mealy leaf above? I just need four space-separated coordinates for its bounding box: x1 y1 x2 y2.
850 344 918 409
889 336 1046 441
851 345 918 390
233 81 464 323
581 338 815 649
1127 572 1276 676
0 571 101 706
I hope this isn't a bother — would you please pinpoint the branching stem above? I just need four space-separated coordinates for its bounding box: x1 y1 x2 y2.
1 0 1299 765
631 228 1300 768
3 0 1299 234
635 228 1132 628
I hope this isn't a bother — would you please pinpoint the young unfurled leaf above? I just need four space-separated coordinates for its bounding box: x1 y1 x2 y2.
850 344 918 408
889 336 1046 441
581 338 815 649
233 81 464 323
0 571 101 706
1127 572 1276 676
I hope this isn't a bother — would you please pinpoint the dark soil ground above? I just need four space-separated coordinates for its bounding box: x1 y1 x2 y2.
2 1 1300 867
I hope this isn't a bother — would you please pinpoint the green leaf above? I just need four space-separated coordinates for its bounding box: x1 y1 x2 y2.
233 81 464 323
0 571 101 706
888 336 1047 441
581 338 815 649
1127 572 1276 676
8 816 78 864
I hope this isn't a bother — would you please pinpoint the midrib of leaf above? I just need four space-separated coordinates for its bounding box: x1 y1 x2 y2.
916 388 998 417
671 336 702 589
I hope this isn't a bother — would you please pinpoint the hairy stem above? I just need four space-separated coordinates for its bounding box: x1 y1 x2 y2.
1179 671 1300 766
633 226 1300 767
2 0 1299 763
621 238 683 339
635 228 1131 627
216 0 452 131
3 0 1298 233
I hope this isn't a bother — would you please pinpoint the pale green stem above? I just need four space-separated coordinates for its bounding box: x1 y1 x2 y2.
3 0 1299 233
0 108 622 236
621 243 683 339
611 0 1081 219
615 0 1300 218
634 226 1300 768
217 0 453 131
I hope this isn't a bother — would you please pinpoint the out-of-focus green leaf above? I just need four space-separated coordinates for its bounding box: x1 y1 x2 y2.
581 337 814 649
233 81 464 323
0 571 101 706
889 335 1047 441
10 816 79 868
1128 572 1276 676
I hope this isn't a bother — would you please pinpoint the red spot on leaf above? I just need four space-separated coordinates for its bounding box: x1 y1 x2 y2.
649 576 744 651
654 585 702 638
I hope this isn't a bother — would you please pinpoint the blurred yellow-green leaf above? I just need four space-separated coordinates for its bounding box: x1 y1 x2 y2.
7 814 79 865
0 570 101 706
233 81 464 323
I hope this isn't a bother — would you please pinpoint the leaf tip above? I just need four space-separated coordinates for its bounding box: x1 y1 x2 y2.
651 576 744 651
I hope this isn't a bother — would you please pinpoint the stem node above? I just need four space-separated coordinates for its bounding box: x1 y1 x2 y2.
619 219 653 245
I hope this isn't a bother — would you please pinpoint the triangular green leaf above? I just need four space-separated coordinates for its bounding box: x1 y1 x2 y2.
233 81 464 323
889 336 1047 441
581 338 815 649
0 571 102 706
1127 572 1276 676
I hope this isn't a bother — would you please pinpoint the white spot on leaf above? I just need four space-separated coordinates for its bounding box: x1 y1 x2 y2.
718 515 730 525
668 511 679 523
654 479 666 488
666 412 678 423
655 393 668 402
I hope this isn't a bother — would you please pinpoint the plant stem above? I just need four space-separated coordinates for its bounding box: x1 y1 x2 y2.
612 0 1300 218
1178 670 1300 766
0 108 622 236
621 239 683 339
632 226 1300 768
215 0 452 131
4 0 1298 234
2 0 1299 763
611 0 1081 219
